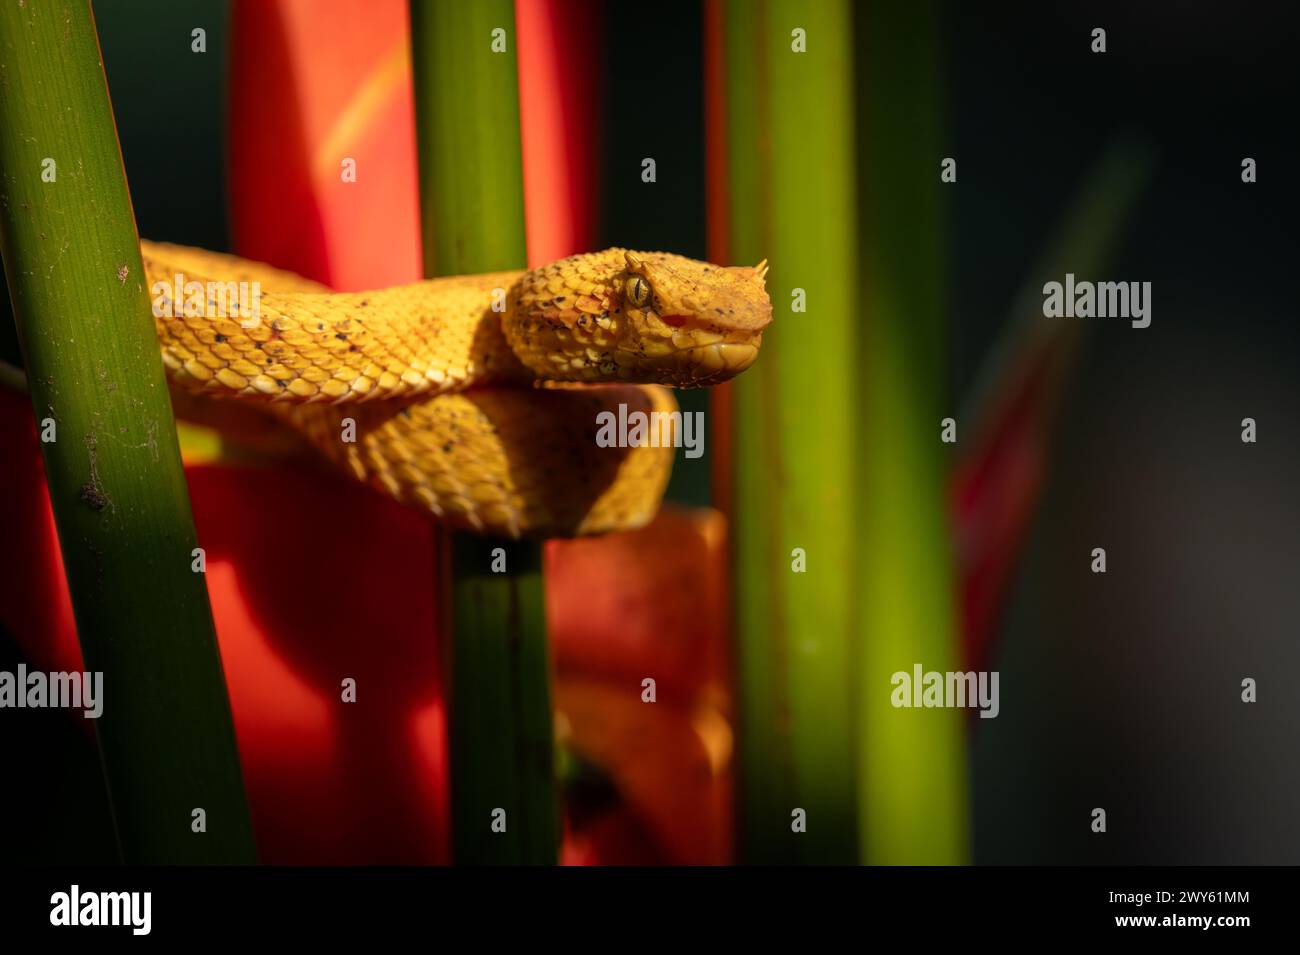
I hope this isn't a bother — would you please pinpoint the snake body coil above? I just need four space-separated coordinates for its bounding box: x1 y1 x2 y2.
141 241 772 538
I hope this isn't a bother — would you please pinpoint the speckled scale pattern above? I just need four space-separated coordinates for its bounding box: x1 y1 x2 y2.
277 384 677 538
143 241 532 403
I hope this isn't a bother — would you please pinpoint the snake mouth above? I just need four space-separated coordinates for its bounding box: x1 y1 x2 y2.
617 339 760 386
684 341 759 377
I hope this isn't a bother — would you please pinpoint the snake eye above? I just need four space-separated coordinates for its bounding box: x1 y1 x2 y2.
624 275 652 308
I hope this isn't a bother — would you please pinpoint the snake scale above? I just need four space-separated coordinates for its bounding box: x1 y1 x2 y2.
141 241 772 538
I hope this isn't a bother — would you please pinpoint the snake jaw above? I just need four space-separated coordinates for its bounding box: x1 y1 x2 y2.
633 341 761 386
608 309 766 385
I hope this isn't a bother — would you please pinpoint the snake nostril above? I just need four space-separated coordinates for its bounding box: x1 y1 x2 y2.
661 314 688 328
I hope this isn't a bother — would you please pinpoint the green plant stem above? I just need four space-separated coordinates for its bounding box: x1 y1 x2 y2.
853 0 966 864
718 0 968 864
721 0 860 864
408 0 557 864
0 0 255 863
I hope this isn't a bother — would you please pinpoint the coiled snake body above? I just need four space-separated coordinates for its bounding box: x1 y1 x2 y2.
142 242 772 538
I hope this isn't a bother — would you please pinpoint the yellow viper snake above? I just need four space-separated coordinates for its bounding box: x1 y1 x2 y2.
141 241 772 538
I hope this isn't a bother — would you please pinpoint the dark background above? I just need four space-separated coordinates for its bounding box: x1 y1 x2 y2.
2 0 1296 863
952 2 1299 863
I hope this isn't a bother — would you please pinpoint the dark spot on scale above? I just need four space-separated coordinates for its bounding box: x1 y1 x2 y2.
335 332 349 341
359 300 369 308
348 344 359 352
215 333 227 342
714 308 724 314
317 323 325 331
442 441 453 453
399 407 412 419
276 379 288 388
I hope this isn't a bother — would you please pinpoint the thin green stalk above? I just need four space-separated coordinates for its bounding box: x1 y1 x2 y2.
0 0 255 863
408 0 557 864
853 0 966 864
723 0 860 864
720 0 968 864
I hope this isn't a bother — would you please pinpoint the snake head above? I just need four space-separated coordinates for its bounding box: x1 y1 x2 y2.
506 248 772 387
611 249 772 387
